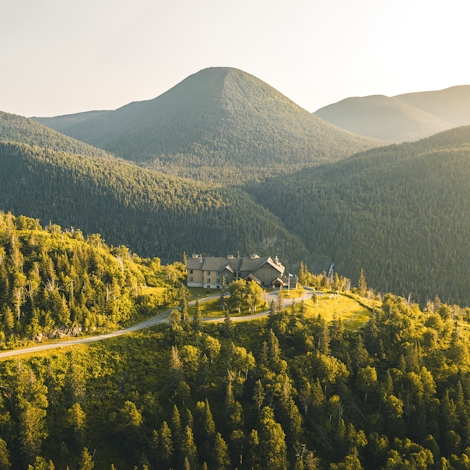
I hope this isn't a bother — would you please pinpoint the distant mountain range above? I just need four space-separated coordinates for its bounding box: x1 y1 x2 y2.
3 68 470 305
314 85 470 142
32 67 380 183
249 126 470 305
395 85 470 126
314 95 453 142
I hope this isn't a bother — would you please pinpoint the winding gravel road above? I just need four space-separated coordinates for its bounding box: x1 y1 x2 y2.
0 291 312 359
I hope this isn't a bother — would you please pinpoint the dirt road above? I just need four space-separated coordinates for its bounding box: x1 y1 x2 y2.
0 291 312 359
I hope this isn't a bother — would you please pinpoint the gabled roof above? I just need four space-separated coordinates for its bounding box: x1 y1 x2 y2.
186 255 285 274
244 272 262 284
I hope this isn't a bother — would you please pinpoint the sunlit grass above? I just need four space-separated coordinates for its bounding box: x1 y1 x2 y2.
304 293 375 330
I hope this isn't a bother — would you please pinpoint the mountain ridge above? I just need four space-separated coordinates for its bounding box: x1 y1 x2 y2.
31 67 382 183
0 110 116 159
314 94 453 142
394 85 470 126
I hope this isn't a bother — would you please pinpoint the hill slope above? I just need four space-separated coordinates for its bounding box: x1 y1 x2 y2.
395 85 470 126
0 110 114 159
0 141 307 263
33 67 381 183
32 110 110 135
314 95 453 142
249 127 470 305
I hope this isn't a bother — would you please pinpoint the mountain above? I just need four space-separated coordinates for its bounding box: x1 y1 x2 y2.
395 85 470 126
32 110 110 135
314 94 453 142
32 67 381 183
0 141 307 264
0 110 114 159
249 127 470 305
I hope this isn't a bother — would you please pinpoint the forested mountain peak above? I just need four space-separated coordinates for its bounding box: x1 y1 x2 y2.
0 110 115 159
32 66 382 183
314 94 454 142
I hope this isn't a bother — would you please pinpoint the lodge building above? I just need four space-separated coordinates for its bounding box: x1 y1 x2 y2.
186 254 298 289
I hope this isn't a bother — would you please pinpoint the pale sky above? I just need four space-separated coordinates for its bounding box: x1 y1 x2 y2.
1 0 469 117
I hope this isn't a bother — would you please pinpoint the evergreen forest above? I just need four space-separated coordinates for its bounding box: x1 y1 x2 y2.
249 126 470 306
0 142 307 264
1 257 470 469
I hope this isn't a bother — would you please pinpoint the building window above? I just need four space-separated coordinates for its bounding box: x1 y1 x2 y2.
207 279 210 283
189 269 193 274
190 277 193 281
217 279 220 283
207 271 210 275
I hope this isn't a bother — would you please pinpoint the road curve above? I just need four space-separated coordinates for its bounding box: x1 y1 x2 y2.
0 291 312 359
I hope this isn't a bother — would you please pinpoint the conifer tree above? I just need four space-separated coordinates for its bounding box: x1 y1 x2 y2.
78 448 94 470
212 432 230 469
193 300 202 333
253 379 265 412
159 421 173 463
0 438 11 470
358 269 367 297
181 426 198 469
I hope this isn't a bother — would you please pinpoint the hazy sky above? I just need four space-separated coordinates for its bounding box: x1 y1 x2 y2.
2 0 469 117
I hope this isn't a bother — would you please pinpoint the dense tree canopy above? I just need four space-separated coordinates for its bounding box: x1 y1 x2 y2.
250 127 470 306
0 213 182 348
0 142 307 264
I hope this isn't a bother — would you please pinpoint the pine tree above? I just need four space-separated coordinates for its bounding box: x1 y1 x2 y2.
358 269 367 297
159 421 173 462
223 309 233 337
212 432 230 469
193 300 202 333
181 426 198 469
258 407 288 470
171 405 182 448
0 438 11 470
298 261 308 286
253 380 265 412
78 448 94 470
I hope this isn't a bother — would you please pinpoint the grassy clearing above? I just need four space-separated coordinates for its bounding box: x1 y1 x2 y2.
304 293 374 330
189 299 223 318
280 287 305 299
186 287 221 299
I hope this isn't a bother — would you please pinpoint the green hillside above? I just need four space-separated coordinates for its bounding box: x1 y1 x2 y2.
1 289 470 469
0 141 307 264
249 127 470 305
0 110 114 159
32 110 109 135
314 94 453 142
33 67 381 183
0 213 178 347
395 85 470 126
